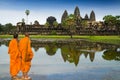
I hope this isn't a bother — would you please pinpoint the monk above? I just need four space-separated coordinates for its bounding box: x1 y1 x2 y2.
8 34 21 80
19 33 34 79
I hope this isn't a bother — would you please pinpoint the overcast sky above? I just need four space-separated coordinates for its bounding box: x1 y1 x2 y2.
0 0 120 25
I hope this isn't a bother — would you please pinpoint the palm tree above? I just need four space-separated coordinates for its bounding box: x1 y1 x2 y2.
25 10 30 24
22 18 25 23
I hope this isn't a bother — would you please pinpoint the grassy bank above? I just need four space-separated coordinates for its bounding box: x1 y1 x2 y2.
88 36 120 45
0 35 120 45
0 35 89 39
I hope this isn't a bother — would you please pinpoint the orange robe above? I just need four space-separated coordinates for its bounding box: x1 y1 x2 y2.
8 39 21 77
19 37 34 73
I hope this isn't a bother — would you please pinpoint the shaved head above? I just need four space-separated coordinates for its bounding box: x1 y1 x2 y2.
25 32 29 37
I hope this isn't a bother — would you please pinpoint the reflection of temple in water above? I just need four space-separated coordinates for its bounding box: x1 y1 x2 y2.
31 40 120 66
0 39 120 66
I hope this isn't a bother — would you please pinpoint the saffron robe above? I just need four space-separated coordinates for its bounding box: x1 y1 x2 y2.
19 37 34 73
8 39 21 76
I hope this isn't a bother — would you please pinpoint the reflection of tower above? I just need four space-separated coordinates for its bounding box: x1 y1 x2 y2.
89 52 95 62
84 52 89 58
61 45 69 62
74 51 82 66
61 44 81 66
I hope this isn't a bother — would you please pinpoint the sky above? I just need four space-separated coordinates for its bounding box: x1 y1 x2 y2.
0 0 120 25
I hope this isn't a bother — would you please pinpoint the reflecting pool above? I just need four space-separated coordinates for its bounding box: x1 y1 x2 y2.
0 39 120 80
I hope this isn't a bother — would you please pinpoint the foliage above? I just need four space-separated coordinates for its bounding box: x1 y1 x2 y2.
47 16 56 27
0 24 4 32
103 15 116 26
102 50 120 61
103 15 120 28
34 20 40 25
45 43 58 56
63 14 76 29
53 21 58 28
61 43 80 66
22 18 25 23
81 20 88 28
44 22 50 28
25 10 30 16
62 14 76 38
103 15 120 36
0 23 16 32
50 30 57 35
115 16 120 28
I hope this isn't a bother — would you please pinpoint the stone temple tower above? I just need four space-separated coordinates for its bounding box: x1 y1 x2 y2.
74 6 81 26
74 6 81 19
61 10 68 23
90 10 96 21
84 14 89 20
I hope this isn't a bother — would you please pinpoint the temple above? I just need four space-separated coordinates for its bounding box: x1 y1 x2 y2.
16 6 119 35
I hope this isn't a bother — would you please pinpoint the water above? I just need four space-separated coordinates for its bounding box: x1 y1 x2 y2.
0 39 120 80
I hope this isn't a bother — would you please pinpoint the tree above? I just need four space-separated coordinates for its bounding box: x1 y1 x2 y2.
53 21 58 28
47 16 56 28
34 20 40 26
115 16 120 36
25 10 30 24
2 23 16 33
103 15 120 36
44 22 50 28
103 15 116 29
61 43 80 66
0 24 3 32
62 14 76 38
45 43 58 56
81 20 88 28
102 50 120 61
22 18 25 23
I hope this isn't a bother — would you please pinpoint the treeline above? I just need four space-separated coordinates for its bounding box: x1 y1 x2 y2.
0 15 120 35
0 23 16 34
103 15 120 29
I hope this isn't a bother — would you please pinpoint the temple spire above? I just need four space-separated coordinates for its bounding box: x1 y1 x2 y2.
84 14 89 20
61 10 68 23
90 10 96 21
74 6 81 20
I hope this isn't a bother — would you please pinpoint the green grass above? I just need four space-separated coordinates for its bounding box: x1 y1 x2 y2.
29 35 91 39
30 35 72 39
0 35 120 45
88 36 120 45
0 35 24 38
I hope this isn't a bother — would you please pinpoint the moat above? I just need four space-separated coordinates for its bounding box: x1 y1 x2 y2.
0 39 120 80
